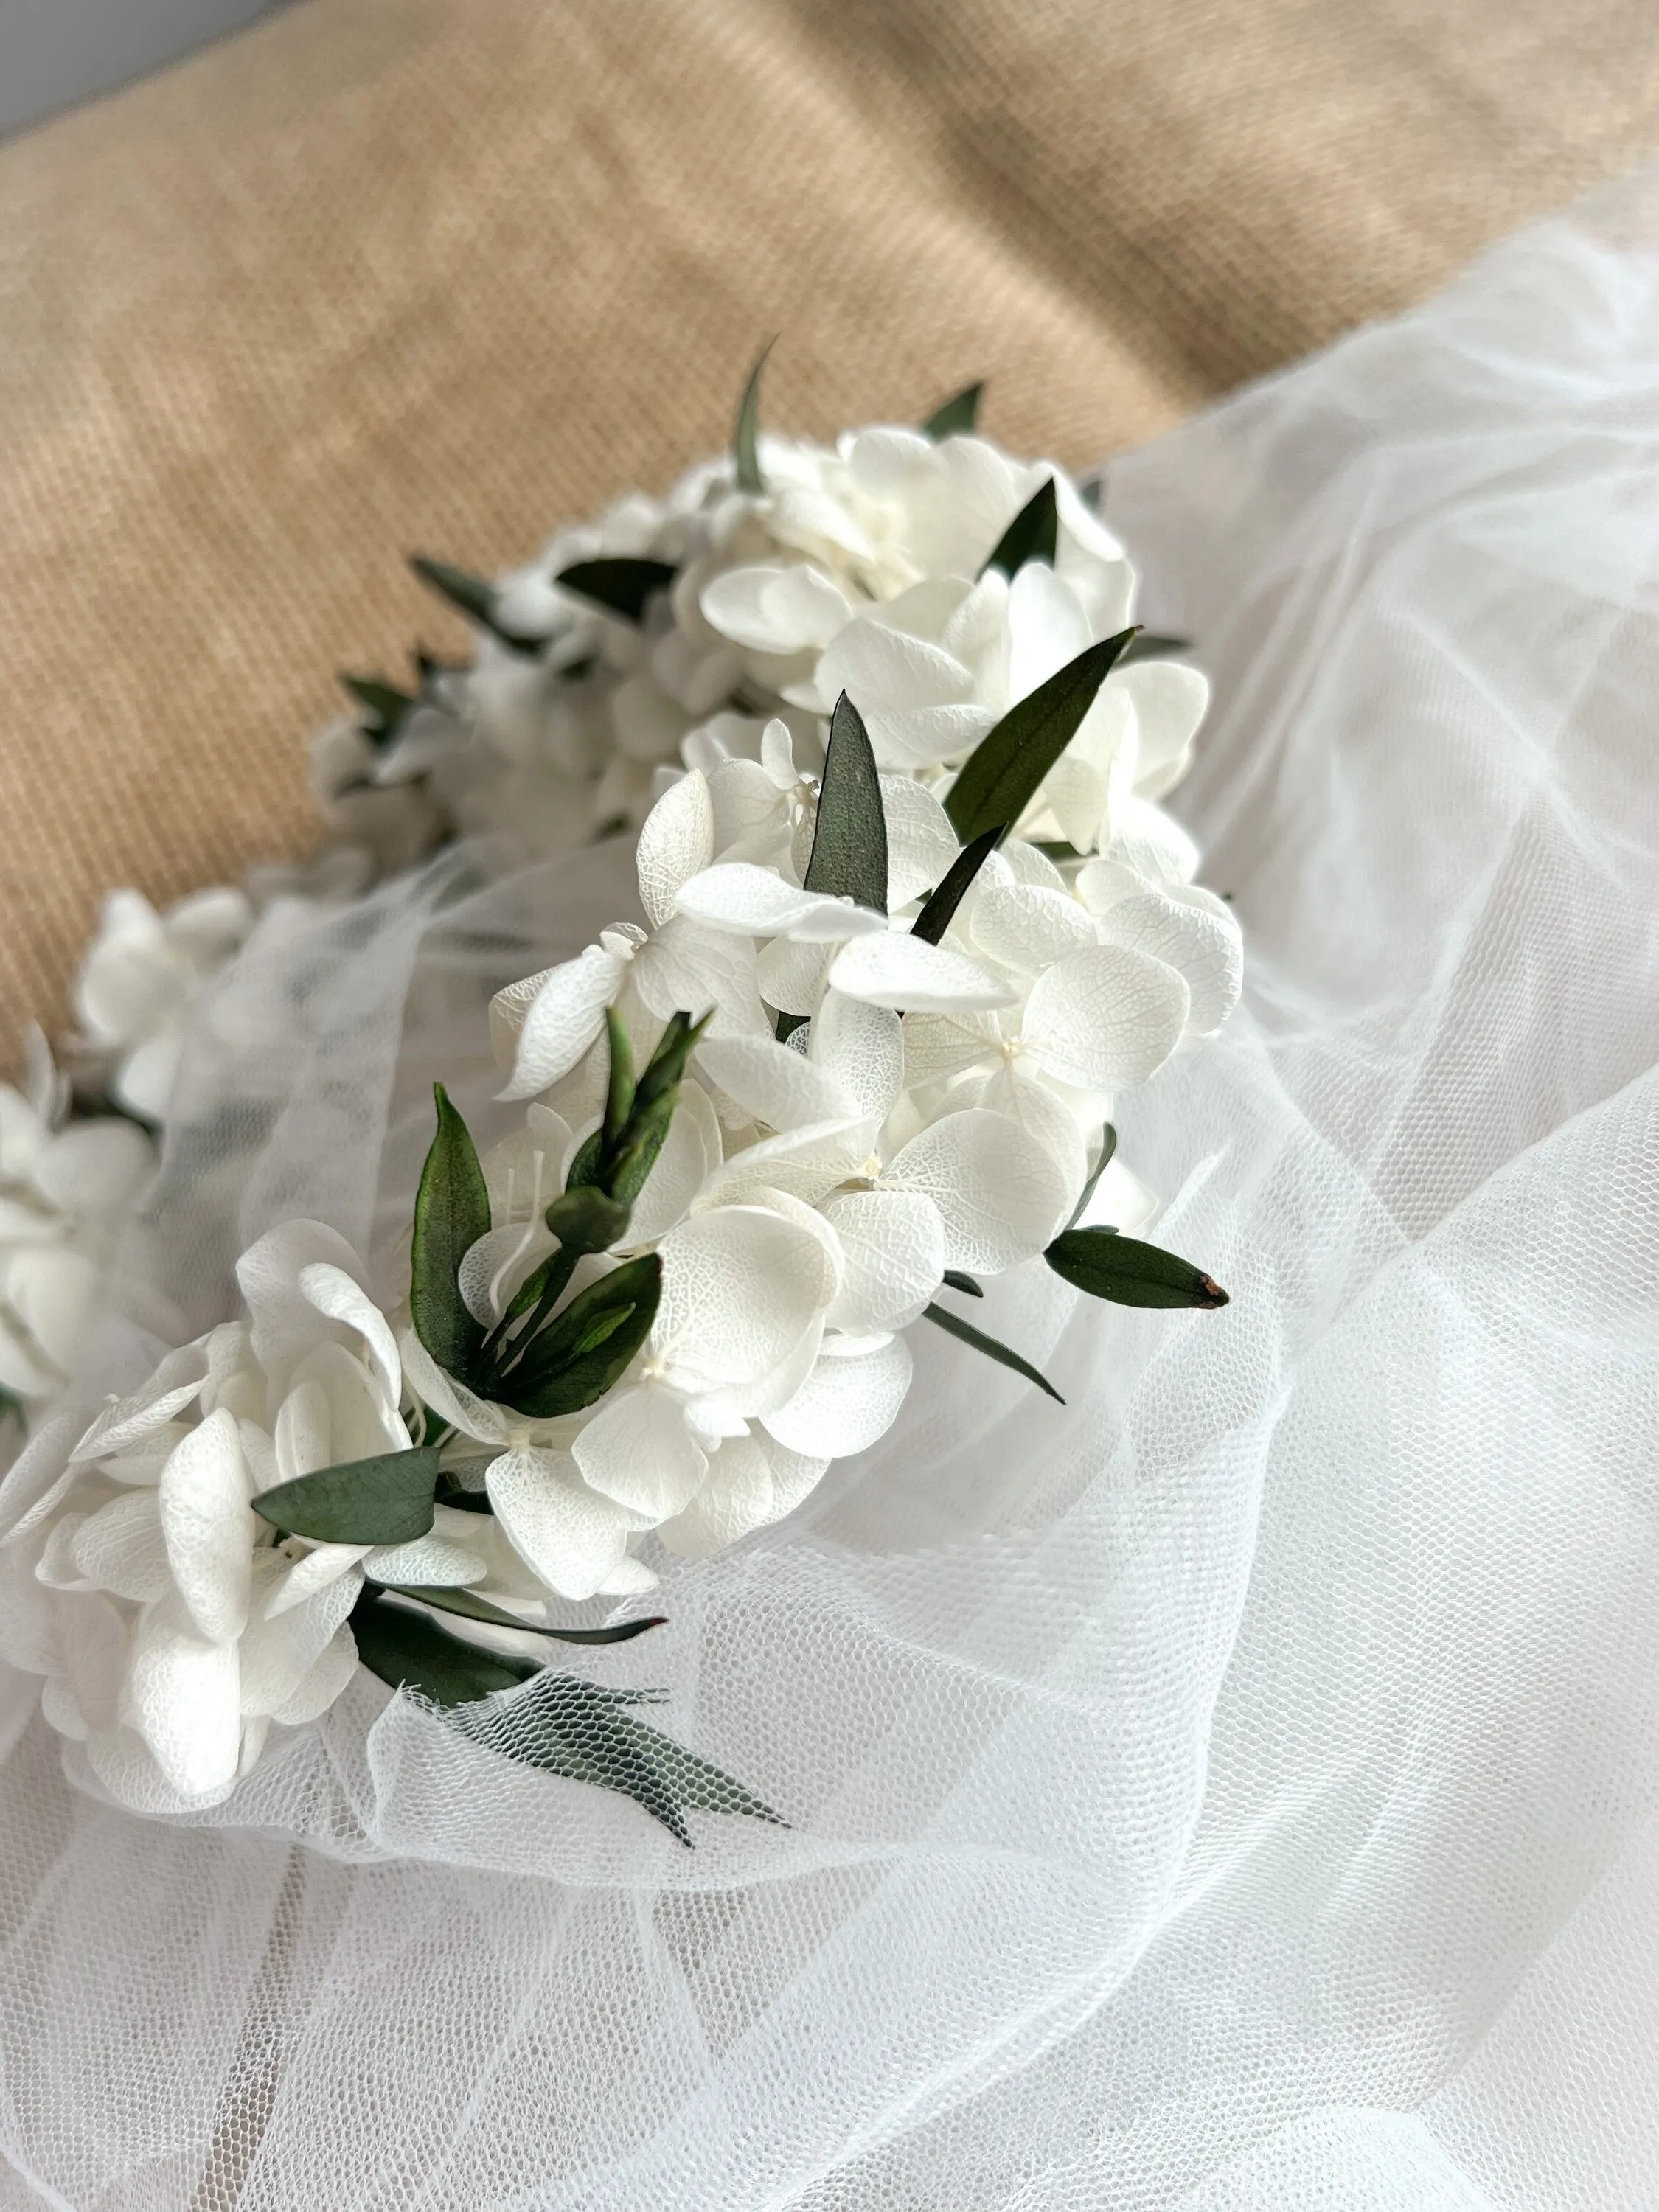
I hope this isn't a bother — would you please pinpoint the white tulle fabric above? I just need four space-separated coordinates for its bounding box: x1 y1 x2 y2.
4 173 1659 2208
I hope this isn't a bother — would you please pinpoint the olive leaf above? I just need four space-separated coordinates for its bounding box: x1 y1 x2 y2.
804 692 888 914
369 1580 667 1644
1117 632 1192 665
1043 1228 1228 1309
408 554 544 654
352 1585 539 1703
942 1269 983 1297
944 627 1137 842
980 477 1057 580
922 380 984 439
909 823 1004 945
922 1302 1064 1402
339 672 414 747
556 557 678 624
733 341 774 496
253 1447 442 1546
498 1254 661 1418
411 1083 491 1379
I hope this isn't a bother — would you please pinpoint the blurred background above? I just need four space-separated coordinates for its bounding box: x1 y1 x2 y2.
3 0 1658 1035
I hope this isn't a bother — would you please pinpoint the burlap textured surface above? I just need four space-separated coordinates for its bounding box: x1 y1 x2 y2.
1 0 1658 1034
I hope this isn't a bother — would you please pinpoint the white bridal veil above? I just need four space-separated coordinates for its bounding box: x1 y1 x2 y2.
2 169 1658 2208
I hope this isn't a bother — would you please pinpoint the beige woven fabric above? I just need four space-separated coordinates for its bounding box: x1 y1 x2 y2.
2 0 1658 1036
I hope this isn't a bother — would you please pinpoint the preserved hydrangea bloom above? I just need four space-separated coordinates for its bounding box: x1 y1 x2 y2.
72 887 253 1121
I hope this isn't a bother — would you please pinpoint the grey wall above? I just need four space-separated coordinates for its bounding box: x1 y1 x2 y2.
0 0 284 139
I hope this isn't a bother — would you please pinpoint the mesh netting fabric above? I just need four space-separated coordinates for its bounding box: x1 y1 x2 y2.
4 171 1659 2207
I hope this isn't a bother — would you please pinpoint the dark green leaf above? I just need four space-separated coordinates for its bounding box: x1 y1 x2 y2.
774 1010 808 1044
602 1007 636 1153
922 381 984 439
564 1130 604 1192
339 672 414 745
501 1255 661 1418
944 627 1137 843
804 693 888 914
1044 1228 1228 1309
411 1083 491 1378
942 1269 983 1297
556 557 678 624
1117 632 1191 665
543 1186 631 1255
370 1580 667 1644
254 1447 441 1545
980 477 1057 580
1064 1124 1116 1232
909 824 1004 945
352 1586 539 1703
922 1303 1064 1402
408 555 544 654
733 341 774 496
604 1094 677 1210
633 1008 710 1113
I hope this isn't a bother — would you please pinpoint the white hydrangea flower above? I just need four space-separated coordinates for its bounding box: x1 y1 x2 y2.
73 886 253 1121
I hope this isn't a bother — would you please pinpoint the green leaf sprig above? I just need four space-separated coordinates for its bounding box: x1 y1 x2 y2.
556 558 678 624
922 381 984 439
945 627 1138 843
409 554 547 655
981 477 1058 579
733 341 775 496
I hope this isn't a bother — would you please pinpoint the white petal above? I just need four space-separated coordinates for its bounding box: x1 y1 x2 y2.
880 777 961 908
701 563 853 654
816 616 974 712
901 1009 1004 1086
970 1064 1089 1204
636 768 715 928
361 1534 487 1587
487 1445 638 1601
124 1592 242 1801
497 945 625 1102
298 1262 402 1413
1094 888 1242 1037
883 1107 1071 1270
707 755 785 856
69 1340 210 1463
754 934 835 1018
159 1410 254 1644
31 1119 153 1216
269 1624 358 1727
263 1541 371 1617
71 1488 172 1602
654 1203 839 1396
695 1117 873 1211
696 1034 852 1132
830 932 1015 1014
808 991 904 1122
60 1590 126 1734
970 883 1098 975
675 864 887 943
1117 662 1209 799
239 1564 361 1716
572 1386 708 1522
1021 942 1190 1090
763 1332 914 1458
1006 561 1093 700
822 1189 945 1333
1105 794 1200 885
6 1248 100 1377
658 1433 773 1559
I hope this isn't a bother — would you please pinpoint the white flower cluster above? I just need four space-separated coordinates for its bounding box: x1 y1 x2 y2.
8 401 1239 1818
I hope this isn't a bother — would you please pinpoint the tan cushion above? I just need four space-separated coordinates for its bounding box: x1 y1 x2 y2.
1 0 1655 1032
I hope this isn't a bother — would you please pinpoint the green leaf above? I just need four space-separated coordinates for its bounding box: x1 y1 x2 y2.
411 1083 492 1379
804 692 888 914
922 380 984 439
408 555 544 654
543 1186 631 1255
944 627 1137 843
602 1007 636 1153
1063 1124 1116 1232
500 1255 662 1418
1044 1228 1228 1309
339 672 414 745
922 1303 1064 1402
1117 632 1191 665
909 824 1004 945
980 477 1057 580
556 557 678 624
370 1581 667 1644
942 1269 983 1297
633 1008 710 1113
254 1447 441 1545
733 341 774 496
352 1586 540 1703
